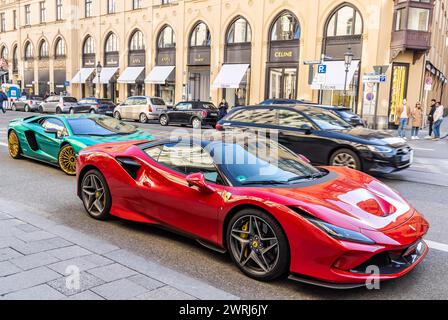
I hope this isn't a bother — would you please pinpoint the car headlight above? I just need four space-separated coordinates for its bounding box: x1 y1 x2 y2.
367 145 394 154
307 218 376 245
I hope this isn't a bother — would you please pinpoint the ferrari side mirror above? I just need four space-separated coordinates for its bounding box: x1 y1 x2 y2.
186 172 215 193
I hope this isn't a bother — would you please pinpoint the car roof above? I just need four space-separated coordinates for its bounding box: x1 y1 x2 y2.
177 101 213 104
230 104 332 112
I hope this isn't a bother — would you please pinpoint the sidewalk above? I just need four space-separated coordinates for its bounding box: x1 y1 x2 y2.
0 199 238 300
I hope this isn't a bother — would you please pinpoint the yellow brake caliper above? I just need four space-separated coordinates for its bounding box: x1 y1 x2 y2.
241 222 249 257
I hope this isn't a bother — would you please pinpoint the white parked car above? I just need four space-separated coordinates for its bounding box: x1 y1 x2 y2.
113 96 168 123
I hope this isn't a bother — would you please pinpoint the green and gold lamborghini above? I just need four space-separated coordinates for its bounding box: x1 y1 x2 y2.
7 114 154 175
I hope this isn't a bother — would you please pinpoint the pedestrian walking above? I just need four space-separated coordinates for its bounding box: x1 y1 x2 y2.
411 102 423 140
426 99 437 139
218 99 229 120
0 89 8 114
397 99 410 139
432 102 445 140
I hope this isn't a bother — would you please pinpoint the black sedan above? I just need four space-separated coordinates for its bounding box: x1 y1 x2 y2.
260 99 365 127
78 97 116 116
159 101 219 129
217 104 413 175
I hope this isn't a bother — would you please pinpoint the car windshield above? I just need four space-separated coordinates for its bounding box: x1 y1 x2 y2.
304 108 352 130
337 110 357 119
68 117 137 136
206 137 325 186
63 97 78 103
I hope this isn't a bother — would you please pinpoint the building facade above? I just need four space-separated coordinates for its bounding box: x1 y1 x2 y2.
0 0 446 128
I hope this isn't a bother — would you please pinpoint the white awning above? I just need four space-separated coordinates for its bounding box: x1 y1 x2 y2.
117 67 145 84
71 68 95 84
312 60 360 90
92 67 119 84
145 66 175 84
212 64 249 89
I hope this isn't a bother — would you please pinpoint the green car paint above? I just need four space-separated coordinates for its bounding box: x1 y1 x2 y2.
7 114 154 166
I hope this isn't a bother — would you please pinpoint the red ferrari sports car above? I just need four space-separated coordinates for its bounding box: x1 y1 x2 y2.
76 132 429 288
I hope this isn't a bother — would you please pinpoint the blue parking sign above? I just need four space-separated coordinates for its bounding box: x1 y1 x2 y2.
318 65 327 74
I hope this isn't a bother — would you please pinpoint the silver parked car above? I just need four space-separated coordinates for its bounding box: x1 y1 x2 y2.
113 96 168 123
38 96 89 114
11 95 44 112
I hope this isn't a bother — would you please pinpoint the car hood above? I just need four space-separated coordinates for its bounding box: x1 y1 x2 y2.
324 127 407 147
252 167 414 232
74 131 154 146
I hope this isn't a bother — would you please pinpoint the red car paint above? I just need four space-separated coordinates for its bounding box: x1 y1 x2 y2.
76 140 429 285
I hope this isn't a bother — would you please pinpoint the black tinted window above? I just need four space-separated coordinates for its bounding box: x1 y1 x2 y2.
278 110 312 128
151 143 222 184
228 110 253 122
68 117 137 136
252 109 277 125
63 97 77 103
151 98 165 105
42 118 65 132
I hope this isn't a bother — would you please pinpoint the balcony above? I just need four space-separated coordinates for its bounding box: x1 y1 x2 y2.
391 0 434 55
391 29 431 51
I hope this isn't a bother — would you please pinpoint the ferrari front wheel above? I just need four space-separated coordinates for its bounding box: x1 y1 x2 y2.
8 131 22 159
227 209 289 281
58 145 77 175
81 169 111 220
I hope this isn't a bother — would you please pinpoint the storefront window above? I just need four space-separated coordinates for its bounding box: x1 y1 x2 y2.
389 63 409 126
188 22 211 101
268 67 297 99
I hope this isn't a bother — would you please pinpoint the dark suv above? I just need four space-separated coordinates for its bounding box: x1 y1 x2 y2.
78 97 116 116
217 104 413 175
260 99 365 127
159 101 219 129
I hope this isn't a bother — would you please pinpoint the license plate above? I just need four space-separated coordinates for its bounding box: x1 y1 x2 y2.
210 113 218 116
401 152 412 162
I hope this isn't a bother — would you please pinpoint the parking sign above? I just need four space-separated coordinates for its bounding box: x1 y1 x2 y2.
318 64 327 74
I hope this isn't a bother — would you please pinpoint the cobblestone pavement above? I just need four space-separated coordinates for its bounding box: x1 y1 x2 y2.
0 199 239 300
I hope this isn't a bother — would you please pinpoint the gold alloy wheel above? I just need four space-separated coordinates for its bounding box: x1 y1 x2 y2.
59 145 77 175
8 131 21 159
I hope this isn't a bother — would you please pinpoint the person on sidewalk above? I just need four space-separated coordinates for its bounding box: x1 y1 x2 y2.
397 99 410 139
218 99 229 120
432 102 445 140
426 99 437 139
0 89 8 114
411 102 423 140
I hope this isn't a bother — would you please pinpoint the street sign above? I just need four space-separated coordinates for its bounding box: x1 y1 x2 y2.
64 81 70 87
317 64 327 74
303 60 321 65
363 74 386 83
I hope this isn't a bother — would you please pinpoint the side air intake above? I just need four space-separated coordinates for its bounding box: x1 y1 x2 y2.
116 157 142 179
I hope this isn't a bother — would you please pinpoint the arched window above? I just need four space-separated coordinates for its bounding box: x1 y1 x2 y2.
24 42 34 60
270 12 300 41
190 22 211 47
55 37 66 57
12 46 18 71
0 46 8 60
158 26 176 49
105 33 119 52
83 36 95 54
129 30 144 51
227 17 252 44
39 40 49 58
325 5 363 37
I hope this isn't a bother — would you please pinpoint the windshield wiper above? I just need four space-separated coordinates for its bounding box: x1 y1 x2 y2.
241 180 289 186
287 172 327 183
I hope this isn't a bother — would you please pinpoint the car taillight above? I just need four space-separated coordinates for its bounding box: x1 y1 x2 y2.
215 123 223 131
148 104 153 112
201 110 207 118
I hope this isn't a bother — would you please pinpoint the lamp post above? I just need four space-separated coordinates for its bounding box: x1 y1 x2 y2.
343 47 353 108
96 61 102 98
